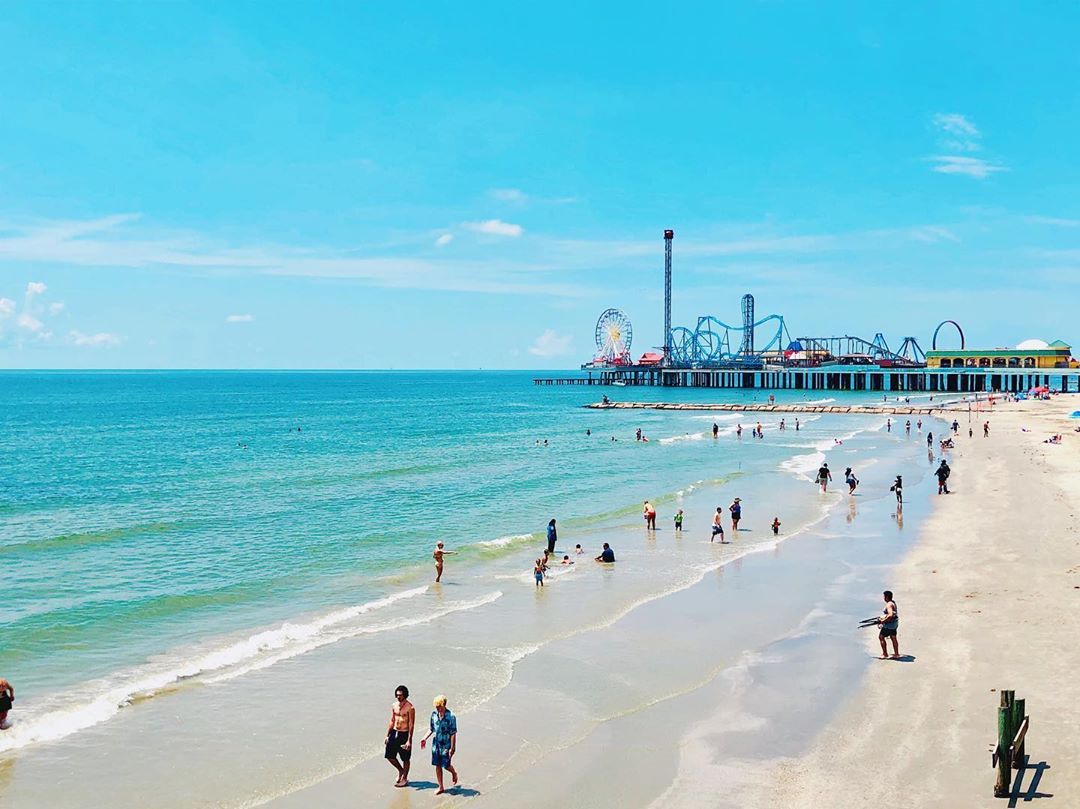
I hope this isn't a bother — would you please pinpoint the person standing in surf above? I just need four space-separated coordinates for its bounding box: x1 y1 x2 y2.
421 695 459 795
712 422 719 438
729 498 742 532
643 500 657 530
845 467 859 494
711 507 726 543
433 542 456 583
817 463 832 493
384 685 415 787
546 519 558 554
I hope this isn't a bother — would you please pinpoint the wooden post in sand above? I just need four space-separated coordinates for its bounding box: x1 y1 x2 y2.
1011 698 1026 769
994 690 1015 797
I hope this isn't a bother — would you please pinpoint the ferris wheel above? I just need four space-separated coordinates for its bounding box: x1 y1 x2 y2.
594 308 633 365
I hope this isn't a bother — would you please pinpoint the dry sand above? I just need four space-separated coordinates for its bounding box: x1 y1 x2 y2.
763 397 1080 808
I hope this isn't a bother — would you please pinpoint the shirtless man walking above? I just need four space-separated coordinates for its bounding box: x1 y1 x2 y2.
384 685 415 787
433 542 456 583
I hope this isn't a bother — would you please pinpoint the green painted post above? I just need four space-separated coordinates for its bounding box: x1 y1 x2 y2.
995 692 1014 797
1012 698 1026 769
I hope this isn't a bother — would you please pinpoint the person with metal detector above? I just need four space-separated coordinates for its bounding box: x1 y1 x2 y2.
859 590 900 660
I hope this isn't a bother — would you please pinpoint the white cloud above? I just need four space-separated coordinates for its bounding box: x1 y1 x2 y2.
528 329 573 358
464 219 524 237
434 233 454 247
489 188 528 203
0 298 14 318
69 330 122 347
17 312 43 332
26 281 47 296
226 314 254 323
930 156 1005 179
49 301 65 315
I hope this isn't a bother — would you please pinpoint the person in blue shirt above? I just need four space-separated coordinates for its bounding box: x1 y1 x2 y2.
546 519 557 553
421 695 459 794
595 543 615 563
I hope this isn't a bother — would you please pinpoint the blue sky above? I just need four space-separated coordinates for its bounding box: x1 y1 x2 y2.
1 2 1079 369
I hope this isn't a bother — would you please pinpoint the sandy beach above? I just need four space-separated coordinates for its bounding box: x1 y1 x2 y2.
762 396 1080 808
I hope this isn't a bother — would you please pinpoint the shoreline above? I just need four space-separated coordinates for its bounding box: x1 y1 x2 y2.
758 396 1080 807
258 421 944 807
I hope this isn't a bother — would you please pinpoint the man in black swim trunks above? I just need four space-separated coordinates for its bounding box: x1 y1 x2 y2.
385 684 415 787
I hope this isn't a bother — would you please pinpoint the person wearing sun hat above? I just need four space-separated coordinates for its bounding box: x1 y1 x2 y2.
729 497 742 532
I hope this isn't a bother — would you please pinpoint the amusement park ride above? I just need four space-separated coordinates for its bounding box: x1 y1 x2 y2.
584 228 933 372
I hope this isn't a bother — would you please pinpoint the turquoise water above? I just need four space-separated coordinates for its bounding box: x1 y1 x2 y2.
1 371 938 762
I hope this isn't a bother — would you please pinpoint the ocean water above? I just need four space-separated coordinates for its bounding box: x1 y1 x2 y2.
0 371 949 807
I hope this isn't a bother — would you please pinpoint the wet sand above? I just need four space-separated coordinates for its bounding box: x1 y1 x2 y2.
759 396 1080 807
267 429 942 808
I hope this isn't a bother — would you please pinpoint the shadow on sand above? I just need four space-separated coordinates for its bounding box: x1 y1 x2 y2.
406 781 481 797
1008 757 1052 807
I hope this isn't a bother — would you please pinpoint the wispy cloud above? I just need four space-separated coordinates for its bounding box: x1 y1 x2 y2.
464 219 524 237
69 330 122 347
489 188 527 203
226 314 254 323
928 113 1004 179
0 298 14 318
434 233 454 247
1023 214 1080 227
528 329 573 358
908 225 960 243
932 113 980 151
26 281 47 297
929 155 1005 179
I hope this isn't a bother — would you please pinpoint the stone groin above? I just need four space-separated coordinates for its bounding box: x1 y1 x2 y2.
585 402 951 415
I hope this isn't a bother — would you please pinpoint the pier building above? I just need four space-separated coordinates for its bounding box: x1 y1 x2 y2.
926 339 1075 370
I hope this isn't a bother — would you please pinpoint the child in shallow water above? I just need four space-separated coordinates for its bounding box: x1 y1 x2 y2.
771 517 781 535
533 559 544 587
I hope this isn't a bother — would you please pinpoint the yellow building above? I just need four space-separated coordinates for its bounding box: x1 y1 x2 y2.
926 339 1075 370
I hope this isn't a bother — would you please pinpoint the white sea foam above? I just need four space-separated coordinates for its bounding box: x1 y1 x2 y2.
475 533 533 549
781 451 827 480
0 586 506 754
659 431 708 445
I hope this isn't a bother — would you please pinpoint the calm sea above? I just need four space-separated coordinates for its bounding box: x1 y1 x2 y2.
1 370 933 765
